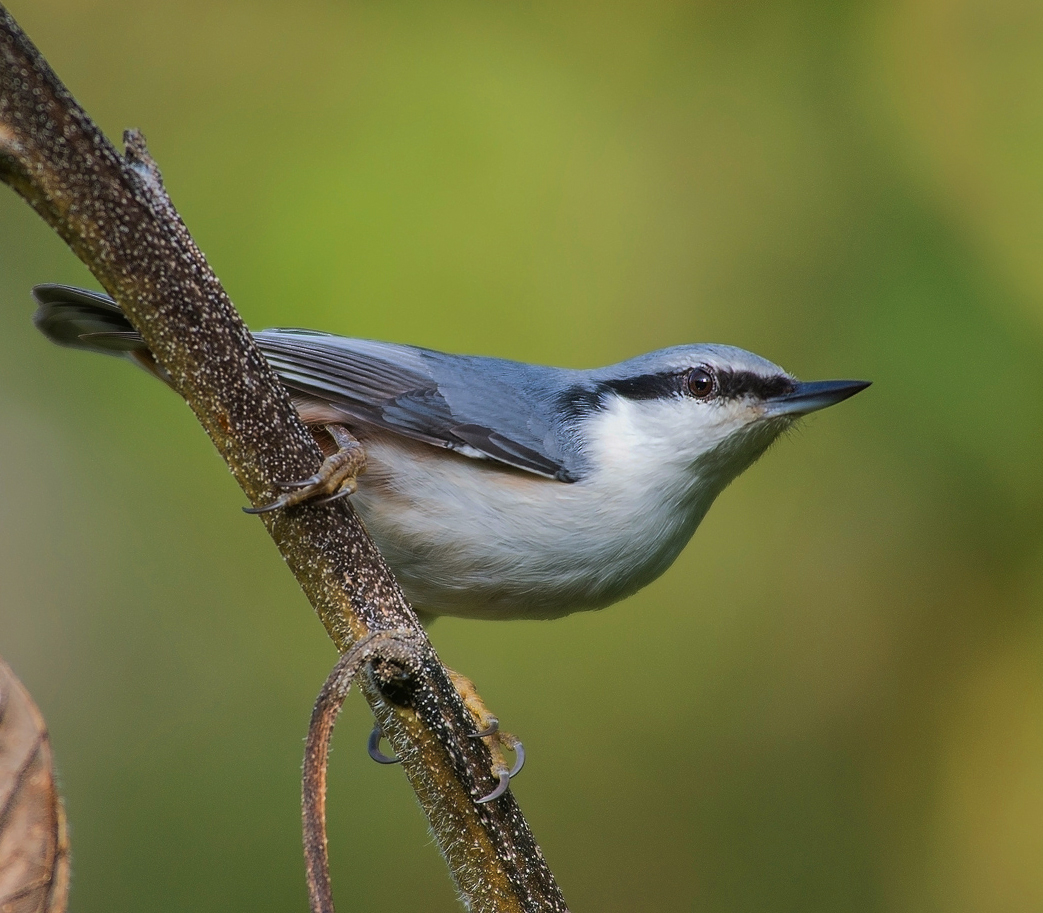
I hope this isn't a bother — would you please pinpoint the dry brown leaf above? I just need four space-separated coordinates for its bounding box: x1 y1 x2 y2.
0 658 69 913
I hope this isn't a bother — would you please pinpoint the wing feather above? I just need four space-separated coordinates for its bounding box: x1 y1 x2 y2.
30 286 582 481
256 330 574 480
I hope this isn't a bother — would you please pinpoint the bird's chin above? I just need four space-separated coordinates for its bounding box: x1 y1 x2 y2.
688 416 790 488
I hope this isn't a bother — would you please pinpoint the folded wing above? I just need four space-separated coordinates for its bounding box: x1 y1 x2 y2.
255 330 574 481
30 285 578 482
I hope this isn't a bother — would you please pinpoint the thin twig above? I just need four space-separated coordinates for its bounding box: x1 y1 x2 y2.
303 631 424 913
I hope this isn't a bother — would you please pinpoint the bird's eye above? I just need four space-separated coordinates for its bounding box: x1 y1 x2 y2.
684 367 715 399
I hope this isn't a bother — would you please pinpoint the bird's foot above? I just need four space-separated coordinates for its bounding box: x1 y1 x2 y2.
449 669 525 804
244 424 365 514
366 669 524 804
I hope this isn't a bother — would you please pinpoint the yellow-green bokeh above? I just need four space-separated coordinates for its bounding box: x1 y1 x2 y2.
2 1 1042 911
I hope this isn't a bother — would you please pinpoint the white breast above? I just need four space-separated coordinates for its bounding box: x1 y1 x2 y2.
350 396 720 620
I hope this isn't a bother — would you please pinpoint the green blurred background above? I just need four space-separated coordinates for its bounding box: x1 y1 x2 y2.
2 1 1042 910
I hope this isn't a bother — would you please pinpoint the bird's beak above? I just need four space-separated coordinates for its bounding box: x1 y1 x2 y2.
763 379 871 417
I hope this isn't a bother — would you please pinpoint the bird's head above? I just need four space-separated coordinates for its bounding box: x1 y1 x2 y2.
574 344 869 493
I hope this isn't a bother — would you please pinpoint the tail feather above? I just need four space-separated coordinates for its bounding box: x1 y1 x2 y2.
32 284 145 355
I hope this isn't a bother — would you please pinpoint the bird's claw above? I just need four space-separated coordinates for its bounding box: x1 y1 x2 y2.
475 733 524 803
244 424 365 514
272 474 323 489
469 720 499 739
367 725 401 765
507 740 525 779
476 770 511 804
314 486 356 506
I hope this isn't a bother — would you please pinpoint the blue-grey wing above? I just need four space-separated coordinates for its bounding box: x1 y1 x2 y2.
255 329 579 481
29 285 584 480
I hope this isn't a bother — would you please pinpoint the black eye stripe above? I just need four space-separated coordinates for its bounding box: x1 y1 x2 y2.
599 369 793 402
715 370 795 400
558 367 795 416
597 372 683 401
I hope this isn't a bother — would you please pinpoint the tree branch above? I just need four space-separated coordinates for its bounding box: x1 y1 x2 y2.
0 5 567 911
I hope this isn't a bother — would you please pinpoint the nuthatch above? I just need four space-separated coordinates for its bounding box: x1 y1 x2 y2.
33 284 869 622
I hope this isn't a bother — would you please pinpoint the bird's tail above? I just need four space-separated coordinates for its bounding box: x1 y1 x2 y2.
32 284 145 354
32 284 169 380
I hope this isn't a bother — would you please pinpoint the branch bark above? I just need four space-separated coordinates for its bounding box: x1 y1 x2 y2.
0 6 567 911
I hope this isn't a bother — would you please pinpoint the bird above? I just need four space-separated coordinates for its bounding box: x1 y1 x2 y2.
32 283 869 623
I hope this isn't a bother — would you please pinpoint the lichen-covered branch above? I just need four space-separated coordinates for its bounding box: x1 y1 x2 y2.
0 5 567 911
